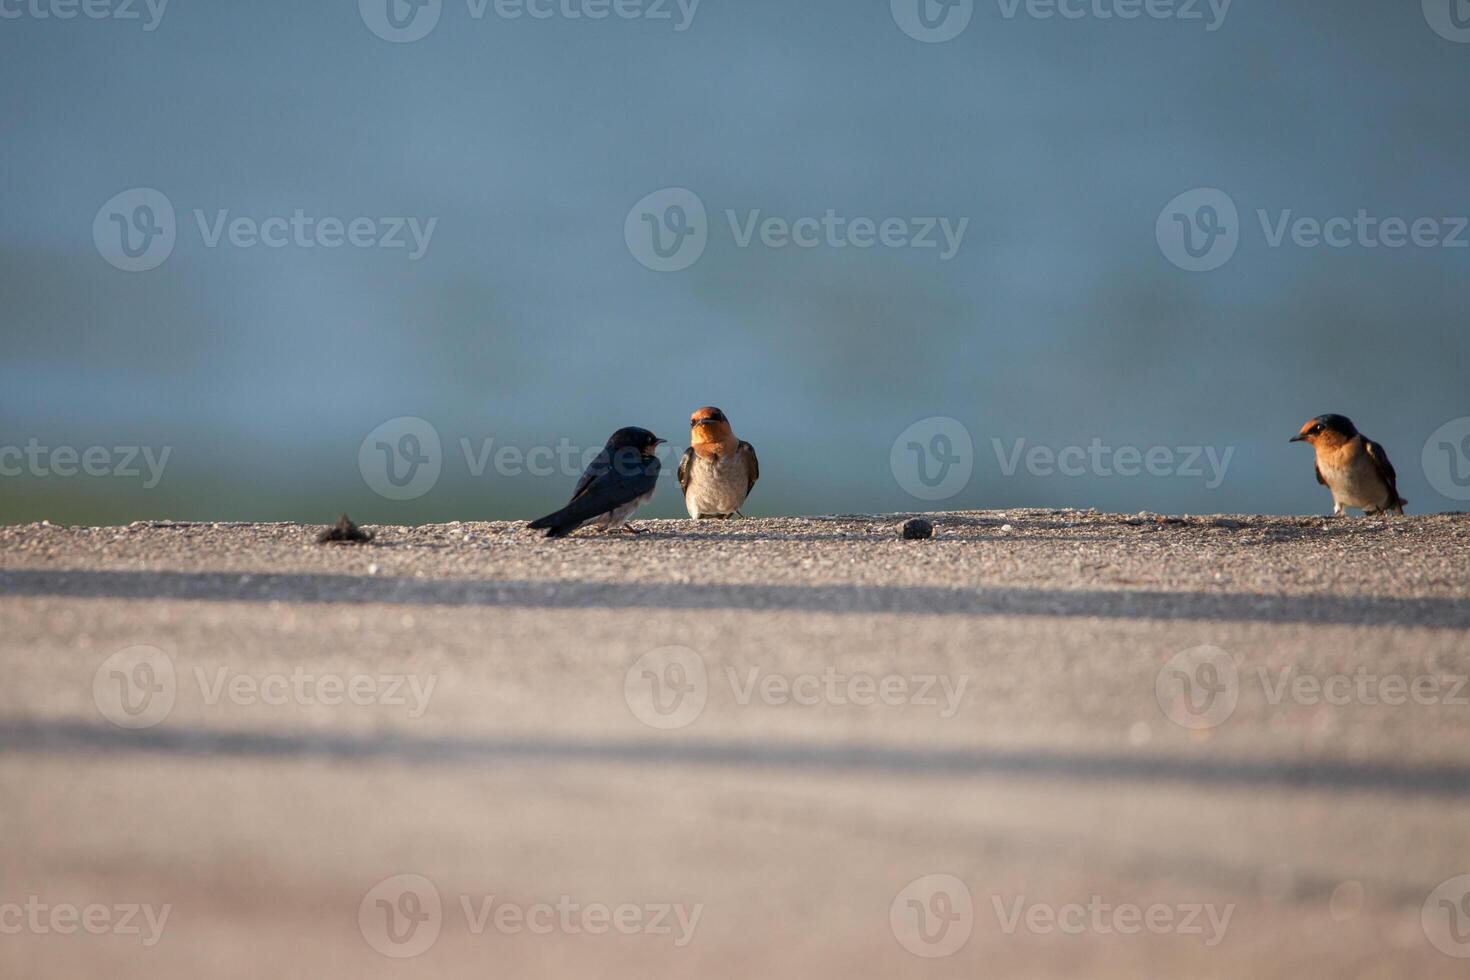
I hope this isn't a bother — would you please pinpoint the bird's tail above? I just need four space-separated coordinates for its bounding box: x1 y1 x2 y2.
527 507 579 538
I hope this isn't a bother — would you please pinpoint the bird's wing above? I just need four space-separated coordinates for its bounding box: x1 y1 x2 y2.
556 452 660 525
569 446 613 503
1363 437 1403 501
738 441 759 496
1315 463 1326 486
677 447 694 497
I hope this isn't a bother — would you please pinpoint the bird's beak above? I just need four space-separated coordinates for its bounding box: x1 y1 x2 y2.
1289 434 1306 443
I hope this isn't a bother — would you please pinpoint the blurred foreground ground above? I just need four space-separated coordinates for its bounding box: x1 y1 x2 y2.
3 511 1470 977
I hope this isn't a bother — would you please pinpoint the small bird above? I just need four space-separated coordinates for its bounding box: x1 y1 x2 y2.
1290 414 1407 516
528 427 665 537
676 407 759 519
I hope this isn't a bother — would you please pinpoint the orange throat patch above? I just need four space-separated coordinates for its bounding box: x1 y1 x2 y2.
690 422 737 460
1314 432 1358 466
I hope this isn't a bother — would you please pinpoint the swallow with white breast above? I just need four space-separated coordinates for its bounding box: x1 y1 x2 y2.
527 427 665 537
1290 413 1407 516
676 407 759 519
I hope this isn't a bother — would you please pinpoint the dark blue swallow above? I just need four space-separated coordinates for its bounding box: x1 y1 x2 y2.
527 427 666 538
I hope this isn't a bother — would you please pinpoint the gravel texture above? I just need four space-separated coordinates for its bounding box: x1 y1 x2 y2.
3 510 1469 978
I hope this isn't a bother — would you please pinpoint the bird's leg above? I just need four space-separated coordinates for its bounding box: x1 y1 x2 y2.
1331 502 1345 518
620 524 644 535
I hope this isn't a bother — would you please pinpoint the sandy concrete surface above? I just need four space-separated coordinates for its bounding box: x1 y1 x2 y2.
3 510 1470 977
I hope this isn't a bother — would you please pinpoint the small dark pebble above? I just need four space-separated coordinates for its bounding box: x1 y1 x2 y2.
317 514 374 544
900 518 934 540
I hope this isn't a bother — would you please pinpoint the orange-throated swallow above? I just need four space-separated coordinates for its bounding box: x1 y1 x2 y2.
528 427 665 537
676 407 759 519
1290 414 1407 517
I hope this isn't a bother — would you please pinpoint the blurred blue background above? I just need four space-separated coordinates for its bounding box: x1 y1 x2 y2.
2 0 1466 524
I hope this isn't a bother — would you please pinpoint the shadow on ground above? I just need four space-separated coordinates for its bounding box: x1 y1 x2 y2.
3 568 1469 628
5 717 1470 798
